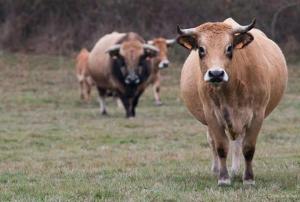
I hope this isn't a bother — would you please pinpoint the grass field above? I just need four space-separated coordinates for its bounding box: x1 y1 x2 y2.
0 52 299 201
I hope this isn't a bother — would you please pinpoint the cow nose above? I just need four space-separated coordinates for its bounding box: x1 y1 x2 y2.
204 68 229 83
158 59 170 69
208 70 224 78
125 73 140 85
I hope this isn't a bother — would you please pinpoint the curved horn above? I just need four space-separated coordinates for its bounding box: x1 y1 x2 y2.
105 44 121 53
177 25 197 35
147 40 154 45
166 39 176 45
232 18 256 34
143 44 159 53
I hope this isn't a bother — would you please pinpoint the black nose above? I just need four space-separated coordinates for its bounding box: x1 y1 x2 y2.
208 70 225 82
125 73 140 85
162 63 168 68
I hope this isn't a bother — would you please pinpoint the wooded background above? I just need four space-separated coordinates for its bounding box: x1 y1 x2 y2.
0 0 299 59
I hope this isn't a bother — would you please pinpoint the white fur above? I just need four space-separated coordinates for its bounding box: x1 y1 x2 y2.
218 178 231 186
158 59 170 69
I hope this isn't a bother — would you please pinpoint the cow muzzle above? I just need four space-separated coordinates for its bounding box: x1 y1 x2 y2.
125 72 140 85
204 68 229 83
158 59 170 69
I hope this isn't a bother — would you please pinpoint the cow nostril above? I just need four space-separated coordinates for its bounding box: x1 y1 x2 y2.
209 70 224 78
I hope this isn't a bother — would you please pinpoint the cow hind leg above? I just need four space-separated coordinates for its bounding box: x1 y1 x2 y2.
79 81 85 100
207 130 219 175
97 87 108 115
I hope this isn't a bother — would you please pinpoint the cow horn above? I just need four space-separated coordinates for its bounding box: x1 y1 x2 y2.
232 18 256 34
143 44 159 53
147 40 154 45
166 39 176 45
105 44 121 53
177 25 196 35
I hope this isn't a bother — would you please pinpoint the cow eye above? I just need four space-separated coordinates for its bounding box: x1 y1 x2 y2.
198 46 206 58
226 44 233 58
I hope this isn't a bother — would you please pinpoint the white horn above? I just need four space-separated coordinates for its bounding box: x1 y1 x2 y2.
166 39 176 45
177 25 197 35
143 44 159 53
232 18 256 34
147 40 154 45
105 44 121 53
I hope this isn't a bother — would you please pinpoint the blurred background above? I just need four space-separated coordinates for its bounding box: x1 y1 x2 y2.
0 0 300 61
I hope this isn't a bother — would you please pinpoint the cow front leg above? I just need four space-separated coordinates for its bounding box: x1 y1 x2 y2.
209 126 230 185
153 75 162 106
97 87 107 115
243 114 263 185
231 136 242 177
207 129 219 175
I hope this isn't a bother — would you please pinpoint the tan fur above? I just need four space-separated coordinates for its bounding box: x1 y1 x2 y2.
179 18 288 184
148 38 172 105
75 48 94 101
88 32 126 91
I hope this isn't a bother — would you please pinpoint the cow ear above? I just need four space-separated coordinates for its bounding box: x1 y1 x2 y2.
176 35 198 50
233 33 254 49
106 44 121 58
144 49 158 58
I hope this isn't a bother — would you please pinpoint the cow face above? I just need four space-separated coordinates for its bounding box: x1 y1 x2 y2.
177 19 255 85
107 40 158 86
147 38 176 69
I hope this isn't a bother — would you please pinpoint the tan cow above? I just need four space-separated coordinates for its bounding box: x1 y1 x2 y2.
75 48 94 102
147 38 176 105
88 32 159 118
177 18 288 185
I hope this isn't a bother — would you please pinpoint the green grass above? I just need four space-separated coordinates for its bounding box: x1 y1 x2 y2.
0 52 299 201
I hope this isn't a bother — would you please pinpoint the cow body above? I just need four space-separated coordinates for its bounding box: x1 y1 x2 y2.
75 48 94 102
178 18 287 185
88 32 158 117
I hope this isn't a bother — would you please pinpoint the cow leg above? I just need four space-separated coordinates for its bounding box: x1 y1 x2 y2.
120 96 132 118
132 93 142 117
97 87 107 115
209 126 230 185
207 129 219 175
242 114 263 185
231 136 242 177
79 81 85 100
153 77 162 106
82 80 89 102
86 81 92 102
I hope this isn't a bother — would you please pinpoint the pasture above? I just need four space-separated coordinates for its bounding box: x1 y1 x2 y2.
0 52 299 201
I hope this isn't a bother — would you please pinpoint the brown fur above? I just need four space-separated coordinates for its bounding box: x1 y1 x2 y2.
148 37 173 105
75 48 94 102
179 18 288 184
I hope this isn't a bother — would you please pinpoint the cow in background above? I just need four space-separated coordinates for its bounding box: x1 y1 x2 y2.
75 48 94 102
147 38 176 105
88 32 159 118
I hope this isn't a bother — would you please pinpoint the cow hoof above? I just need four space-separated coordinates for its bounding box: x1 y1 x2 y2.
155 101 163 106
218 178 231 186
101 111 108 116
230 169 239 178
243 179 255 186
211 166 219 176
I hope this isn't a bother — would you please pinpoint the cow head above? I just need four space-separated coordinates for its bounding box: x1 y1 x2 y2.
147 38 176 69
106 34 159 86
177 18 255 85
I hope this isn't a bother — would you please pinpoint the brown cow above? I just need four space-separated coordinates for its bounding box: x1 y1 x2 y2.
75 48 94 102
88 32 159 118
177 18 288 185
147 38 175 105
